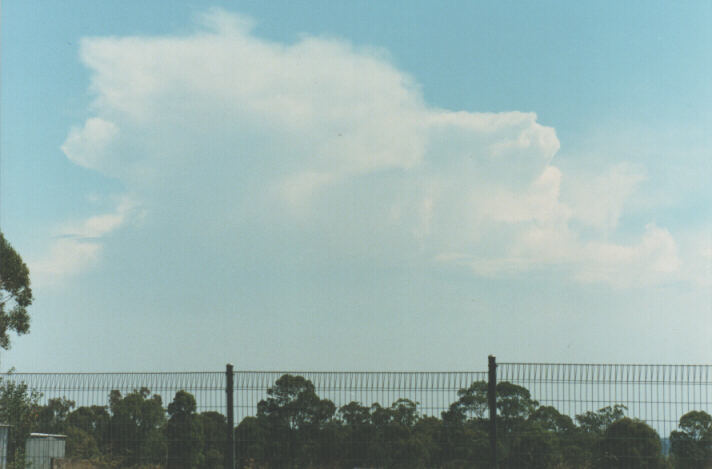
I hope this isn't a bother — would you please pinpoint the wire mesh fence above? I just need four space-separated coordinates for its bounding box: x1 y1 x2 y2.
2 372 226 412
0 362 711 468
496 362 712 469
235 370 488 422
0 372 227 469
498 363 712 439
234 371 489 468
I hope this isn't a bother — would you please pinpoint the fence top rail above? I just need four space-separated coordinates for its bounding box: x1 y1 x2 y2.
5 365 712 374
499 362 712 366
1 371 225 375
497 363 712 383
234 370 486 374
0 372 227 391
2 370 487 375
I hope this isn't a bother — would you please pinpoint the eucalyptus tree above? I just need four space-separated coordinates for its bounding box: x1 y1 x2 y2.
0 232 33 350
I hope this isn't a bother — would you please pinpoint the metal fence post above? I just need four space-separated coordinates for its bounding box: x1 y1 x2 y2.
226 363 235 469
488 355 497 469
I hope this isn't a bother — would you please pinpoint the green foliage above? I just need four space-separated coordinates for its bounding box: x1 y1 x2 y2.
577 404 628 434
527 406 586 468
257 374 336 431
438 420 489 468
66 404 111 452
337 401 373 466
109 387 166 466
33 400 112 463
64 425 102 460
530 405 576 434
199 411 227 468
496 381 538 434
247 376 493 468
235 416 267 466
670 411 712 469
441 381 489 424
338 401 370 426
365 399 428 468
0 377 41 467
594 417 665 469
36 397 75 434
389 398 420 428
503 421 562 469
165 390 204 469
254 374 337 467
0 232 33 350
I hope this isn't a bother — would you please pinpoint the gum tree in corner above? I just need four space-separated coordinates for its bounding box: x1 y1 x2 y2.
0 232 33 351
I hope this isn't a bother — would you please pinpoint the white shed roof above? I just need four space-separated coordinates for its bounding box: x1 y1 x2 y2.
28 433 66 439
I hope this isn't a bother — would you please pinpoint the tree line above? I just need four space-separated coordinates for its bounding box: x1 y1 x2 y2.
1 373 711 468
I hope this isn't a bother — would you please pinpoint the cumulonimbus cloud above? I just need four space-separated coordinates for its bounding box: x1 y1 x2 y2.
54 8 687 287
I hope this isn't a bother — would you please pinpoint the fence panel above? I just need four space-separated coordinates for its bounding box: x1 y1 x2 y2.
0 372 226 468
234 370 487 421
496 362 712 468
233 370 489 468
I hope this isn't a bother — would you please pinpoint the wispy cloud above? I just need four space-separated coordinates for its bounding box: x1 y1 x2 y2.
30 198 137 285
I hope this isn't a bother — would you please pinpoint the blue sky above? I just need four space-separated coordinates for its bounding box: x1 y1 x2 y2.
1 1 710 371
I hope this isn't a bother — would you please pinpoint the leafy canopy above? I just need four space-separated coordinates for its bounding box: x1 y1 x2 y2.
0 377 42 466
670 410 712 469
594 417 665 469
0 232 33 350
257 374 336 430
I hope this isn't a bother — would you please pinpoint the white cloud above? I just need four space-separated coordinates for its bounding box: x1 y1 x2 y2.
30 198 137 285
31 239 102 279
57 9 684 287
276 171 335 215
61 117 119 172
478 166 570 224
674 228 712 287
576 224 680 287
565 163 646 233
